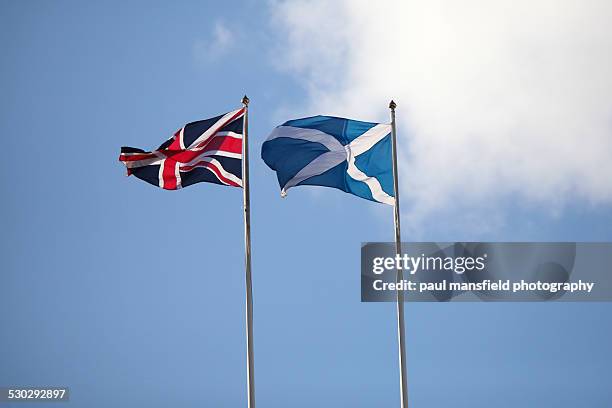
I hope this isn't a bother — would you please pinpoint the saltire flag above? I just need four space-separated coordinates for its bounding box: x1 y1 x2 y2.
261 116 395 205
119 108 244 189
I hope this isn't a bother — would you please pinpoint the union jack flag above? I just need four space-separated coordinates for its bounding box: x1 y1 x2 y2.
119 108 244 189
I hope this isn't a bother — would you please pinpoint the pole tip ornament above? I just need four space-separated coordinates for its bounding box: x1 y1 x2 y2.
242 95 250 105
389 100 397 110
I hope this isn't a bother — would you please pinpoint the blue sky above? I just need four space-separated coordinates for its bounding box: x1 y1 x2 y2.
1 1 611 407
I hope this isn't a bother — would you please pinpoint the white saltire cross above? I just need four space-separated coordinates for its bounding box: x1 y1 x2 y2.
266 124 395 205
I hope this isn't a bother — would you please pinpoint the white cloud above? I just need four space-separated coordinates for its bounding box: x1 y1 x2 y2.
270 0 612 233
194 20 234 61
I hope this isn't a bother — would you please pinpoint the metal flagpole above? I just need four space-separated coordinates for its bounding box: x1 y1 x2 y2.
241 95 256 408
389 100 409 408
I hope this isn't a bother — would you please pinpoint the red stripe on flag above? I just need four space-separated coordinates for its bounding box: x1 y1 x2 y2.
119 152 157 162
201 135 242 154
162 159 178 190
166 135 241 163
185 160 239 187
193 108 245 149
167 129 183 150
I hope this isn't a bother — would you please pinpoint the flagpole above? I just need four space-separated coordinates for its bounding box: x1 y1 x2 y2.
389 100 409 408
241 95 256 408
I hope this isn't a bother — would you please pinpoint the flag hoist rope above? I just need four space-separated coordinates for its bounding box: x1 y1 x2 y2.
242 95 256 408
390 100 409 408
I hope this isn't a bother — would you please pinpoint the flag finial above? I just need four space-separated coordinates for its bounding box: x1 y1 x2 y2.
389 100 396 110
242 95 250 106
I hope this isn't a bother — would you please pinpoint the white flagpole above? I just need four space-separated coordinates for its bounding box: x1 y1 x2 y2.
241 95 256 408
389 100 409 408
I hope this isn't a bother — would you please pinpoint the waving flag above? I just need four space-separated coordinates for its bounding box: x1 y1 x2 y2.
261 115 395 204
119 108 244 189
